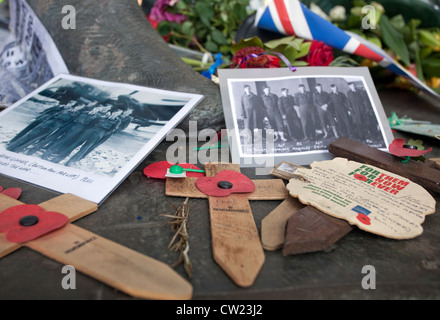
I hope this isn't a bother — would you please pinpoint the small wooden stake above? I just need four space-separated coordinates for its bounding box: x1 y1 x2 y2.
261 196 305 251
282 206 353 256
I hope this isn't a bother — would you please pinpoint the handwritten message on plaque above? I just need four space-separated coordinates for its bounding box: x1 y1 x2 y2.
286 158 436 239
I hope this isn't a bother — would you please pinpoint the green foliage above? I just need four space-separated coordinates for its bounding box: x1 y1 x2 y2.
321 0 440 83
157 0 251 55
230 36 313 67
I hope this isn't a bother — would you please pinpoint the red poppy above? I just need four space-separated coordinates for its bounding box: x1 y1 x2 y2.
388 138 432 157
353 174 368 182
195 170 255 197
231 46 281 69
0 186 22 199
356 213 371 225
303 40 334 66
143 161 205 179
0 204 68 243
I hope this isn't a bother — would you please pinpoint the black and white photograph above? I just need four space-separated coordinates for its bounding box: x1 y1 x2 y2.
219 67 394 167
0 74 204 203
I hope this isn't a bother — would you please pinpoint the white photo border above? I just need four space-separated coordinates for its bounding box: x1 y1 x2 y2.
0 73 204 204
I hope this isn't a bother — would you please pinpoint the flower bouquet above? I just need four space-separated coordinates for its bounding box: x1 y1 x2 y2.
144 0 440 96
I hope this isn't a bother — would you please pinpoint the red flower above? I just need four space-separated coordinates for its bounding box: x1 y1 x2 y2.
0 204 68 243
195 170 255 197
388 138 432 157
231 46 281 69
304 40 334 66
143 161 205 179
0 186 21 199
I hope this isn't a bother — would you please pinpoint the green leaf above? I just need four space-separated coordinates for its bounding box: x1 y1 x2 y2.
408 41 424 81
418 30 440 48
195 2 214 27
421 55 440 78
211 29 227 45
204 40 218 53
379 15 411 66
291 60 309 67
390 14 406 32
282 41 311 62
181 21 195 37
264 36 299 50
230 36 264 55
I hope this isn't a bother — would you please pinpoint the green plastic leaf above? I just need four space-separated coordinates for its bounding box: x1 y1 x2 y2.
379 15 411 66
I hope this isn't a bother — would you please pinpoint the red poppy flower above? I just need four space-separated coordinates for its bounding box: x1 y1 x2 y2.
356 213 371 225
195 170 255 197
303 40 334 66
388 138 432 157
143 161 205 179
231 46 281 69
0 204 68 243
0 186 22 199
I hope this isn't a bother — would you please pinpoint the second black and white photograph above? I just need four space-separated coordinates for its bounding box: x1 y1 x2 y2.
219 67 394 166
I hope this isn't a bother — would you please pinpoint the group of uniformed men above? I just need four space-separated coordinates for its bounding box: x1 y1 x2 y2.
240 82 377 143
7 99 134 166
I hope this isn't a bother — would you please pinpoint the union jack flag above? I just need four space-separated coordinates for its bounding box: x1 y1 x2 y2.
255 0 439 98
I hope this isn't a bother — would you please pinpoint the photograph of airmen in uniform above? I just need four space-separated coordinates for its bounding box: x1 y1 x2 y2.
231 76 386 156
0 76 191 177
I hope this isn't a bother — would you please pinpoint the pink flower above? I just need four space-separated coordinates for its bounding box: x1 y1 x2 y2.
0 204 68 243
149 0 187 23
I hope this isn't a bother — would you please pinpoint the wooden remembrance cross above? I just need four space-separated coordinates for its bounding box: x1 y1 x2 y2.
165 162 288 287
0 193 192 300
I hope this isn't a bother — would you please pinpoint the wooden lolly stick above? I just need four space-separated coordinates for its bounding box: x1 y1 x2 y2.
329 137 440 194
26 223 193 300
261 196 305 251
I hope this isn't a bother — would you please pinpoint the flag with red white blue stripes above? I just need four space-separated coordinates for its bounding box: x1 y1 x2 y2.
255 0 439 98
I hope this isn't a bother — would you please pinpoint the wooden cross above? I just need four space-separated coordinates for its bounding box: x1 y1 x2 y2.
0 193 192 300
165 162 288 287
